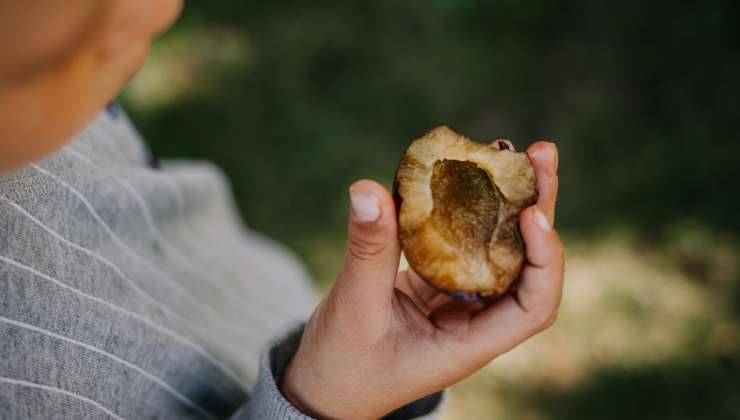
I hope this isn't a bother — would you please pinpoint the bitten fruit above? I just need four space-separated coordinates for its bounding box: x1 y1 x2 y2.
393 126 538 300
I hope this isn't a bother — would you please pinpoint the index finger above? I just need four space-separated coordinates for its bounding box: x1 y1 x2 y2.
527 141 559 225
464 206 565 360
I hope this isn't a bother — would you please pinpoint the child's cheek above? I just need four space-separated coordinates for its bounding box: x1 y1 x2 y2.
0 41 139 173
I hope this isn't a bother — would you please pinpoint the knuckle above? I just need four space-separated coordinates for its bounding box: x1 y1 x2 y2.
348 234 387 261
530 307 559 331
545 309 559 328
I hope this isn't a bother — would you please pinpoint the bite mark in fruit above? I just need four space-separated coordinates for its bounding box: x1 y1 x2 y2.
394 126 538 298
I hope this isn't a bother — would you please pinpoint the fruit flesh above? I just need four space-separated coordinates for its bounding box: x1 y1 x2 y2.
430 160 500 288
395 126 538 296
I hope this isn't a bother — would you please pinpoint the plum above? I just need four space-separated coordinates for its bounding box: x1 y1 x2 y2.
393 126 538 300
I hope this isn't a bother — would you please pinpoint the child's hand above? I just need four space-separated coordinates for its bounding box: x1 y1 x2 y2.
281 142 564 419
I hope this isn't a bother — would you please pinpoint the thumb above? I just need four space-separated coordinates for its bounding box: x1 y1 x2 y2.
333 180 401 310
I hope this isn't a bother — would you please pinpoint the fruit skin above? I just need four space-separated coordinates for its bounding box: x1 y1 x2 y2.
393 126 538 298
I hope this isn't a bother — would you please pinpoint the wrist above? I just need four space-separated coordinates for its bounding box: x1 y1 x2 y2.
279 355 382 420
279 369 324 419
279 359 339 420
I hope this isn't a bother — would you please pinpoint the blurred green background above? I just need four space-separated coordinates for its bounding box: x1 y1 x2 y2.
121 1 740 419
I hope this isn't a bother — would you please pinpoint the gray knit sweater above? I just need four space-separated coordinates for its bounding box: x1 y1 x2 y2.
0 108 444 419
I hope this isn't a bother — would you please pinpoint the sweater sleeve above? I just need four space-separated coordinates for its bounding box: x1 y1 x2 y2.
230 324 447 420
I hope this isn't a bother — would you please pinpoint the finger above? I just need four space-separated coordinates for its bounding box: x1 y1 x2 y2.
491 139 515 151
466 295 532 356
527 141 559 225
429 299 484 332
395 269 453 315
394 271 433 314
332 180 401 310
514 206 565 315
393 288 436 328
466 206 564 357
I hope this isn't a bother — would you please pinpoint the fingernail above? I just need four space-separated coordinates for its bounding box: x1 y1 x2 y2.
531 144 557 176
530 146 548 161
350 189 381 222
533 206 551 232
